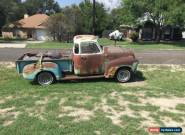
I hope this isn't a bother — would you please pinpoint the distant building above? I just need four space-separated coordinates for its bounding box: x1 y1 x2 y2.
120 12 183 41
120 21 182 41
138 21 182 41
2 14 50 41
119 25 136 39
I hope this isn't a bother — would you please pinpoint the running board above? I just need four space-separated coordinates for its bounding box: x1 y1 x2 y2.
60 75 104 80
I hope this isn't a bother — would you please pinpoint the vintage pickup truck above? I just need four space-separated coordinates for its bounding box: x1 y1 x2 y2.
16 35 139 85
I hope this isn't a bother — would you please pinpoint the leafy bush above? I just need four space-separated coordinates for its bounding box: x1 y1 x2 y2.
129 32 139 42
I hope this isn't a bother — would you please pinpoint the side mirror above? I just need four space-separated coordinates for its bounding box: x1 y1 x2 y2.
100 45 103 49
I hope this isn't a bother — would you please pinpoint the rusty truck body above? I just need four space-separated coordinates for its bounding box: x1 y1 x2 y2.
16 35 139 85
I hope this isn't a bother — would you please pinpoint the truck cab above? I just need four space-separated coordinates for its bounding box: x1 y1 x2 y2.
72 35 105 75
16 35 139 85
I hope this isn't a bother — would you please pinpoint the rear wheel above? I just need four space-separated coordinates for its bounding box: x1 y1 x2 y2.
37 72 55 86
116 68 132 83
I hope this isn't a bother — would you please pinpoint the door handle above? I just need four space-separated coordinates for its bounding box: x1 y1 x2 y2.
81 57 87 60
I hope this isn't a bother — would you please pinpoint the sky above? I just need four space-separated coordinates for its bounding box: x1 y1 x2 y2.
57 0 83 7
56 0 121 10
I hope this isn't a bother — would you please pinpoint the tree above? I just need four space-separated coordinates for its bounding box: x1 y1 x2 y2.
62 5 83 35
23 0 61 15
166 0 185 27
122 0 185 41
0 0 26 33
79 0 109 35
46 13 74 41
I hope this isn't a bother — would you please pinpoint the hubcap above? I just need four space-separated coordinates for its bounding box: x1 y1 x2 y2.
37 72 54 85
117 70 130 83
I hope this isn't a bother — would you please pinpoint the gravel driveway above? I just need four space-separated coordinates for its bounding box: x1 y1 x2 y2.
0 48 185 64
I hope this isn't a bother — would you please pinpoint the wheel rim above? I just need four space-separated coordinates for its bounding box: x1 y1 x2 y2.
117 70 131 83
37 72 54 85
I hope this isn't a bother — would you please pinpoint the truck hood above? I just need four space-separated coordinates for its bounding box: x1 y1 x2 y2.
104 46 135 60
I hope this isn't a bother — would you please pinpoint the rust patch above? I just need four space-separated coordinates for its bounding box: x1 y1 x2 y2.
104 46 134 61
105 67 118 78
23 64 39 74
104 56 135 78
73 54 104 75
23 62 57 74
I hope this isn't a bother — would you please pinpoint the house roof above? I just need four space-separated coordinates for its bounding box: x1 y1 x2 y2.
13 14 49 29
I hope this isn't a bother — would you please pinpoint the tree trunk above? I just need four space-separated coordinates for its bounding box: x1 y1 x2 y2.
155 25 161 43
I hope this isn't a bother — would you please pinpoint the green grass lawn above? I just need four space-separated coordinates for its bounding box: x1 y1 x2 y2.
0 37 27 43
27 41 73 49
27 38 185 50
0 64 185 135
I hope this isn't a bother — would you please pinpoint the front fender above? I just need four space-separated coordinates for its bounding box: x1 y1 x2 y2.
22 62 61 81
104 56 137 78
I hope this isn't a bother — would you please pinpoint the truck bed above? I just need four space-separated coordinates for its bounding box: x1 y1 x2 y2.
16 51 73 74
17 50 72 61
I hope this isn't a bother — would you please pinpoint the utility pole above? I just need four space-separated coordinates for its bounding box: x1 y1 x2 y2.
93 0 96 35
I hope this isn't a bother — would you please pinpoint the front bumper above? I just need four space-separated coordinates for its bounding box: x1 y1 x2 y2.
131 60 139 73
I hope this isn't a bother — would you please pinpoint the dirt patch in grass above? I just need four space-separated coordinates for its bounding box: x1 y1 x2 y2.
138 111 159 127
139 97 185 112
0 107 15 115
140 64 185 72
0 107 21 126
95 91 185 131
35 97 49 105
3 120 14 126
94 130 101 135
0 62 15 68
94 95 137 126
0 100 5 104
120 81 147 87
59 106 94 122
0 96 14 104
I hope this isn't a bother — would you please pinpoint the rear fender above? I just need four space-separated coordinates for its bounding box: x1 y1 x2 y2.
23 62 61 80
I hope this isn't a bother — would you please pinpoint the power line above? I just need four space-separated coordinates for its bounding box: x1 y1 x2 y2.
93 0 96 35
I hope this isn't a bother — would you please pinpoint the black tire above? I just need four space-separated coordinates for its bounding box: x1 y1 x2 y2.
36 71 55 86
116 68 132 83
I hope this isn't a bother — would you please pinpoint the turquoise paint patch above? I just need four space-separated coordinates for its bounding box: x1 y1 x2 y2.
23 67 61 81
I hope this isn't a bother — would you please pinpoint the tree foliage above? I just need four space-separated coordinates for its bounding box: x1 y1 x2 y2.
0 0 61 33
122 0 185 41
46 13 71 41
79 0 109 35
0 0 26 32
23 0 61 15
62 5 83 35
46 0 111 41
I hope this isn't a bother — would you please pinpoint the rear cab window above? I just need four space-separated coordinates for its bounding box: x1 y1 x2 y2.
80 42 100 54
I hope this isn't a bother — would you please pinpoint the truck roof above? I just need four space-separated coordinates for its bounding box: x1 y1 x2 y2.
74 35 98 43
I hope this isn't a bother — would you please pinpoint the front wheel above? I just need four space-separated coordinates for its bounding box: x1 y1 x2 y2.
116 68 132 83
36 71 55 86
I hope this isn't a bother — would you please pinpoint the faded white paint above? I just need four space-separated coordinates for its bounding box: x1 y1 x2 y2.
182 31 185 39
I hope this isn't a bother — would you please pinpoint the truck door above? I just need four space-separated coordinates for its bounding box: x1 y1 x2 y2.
73 42 104 75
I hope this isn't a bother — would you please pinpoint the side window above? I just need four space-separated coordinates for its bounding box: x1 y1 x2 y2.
81 42 100 54
74 44 79 54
